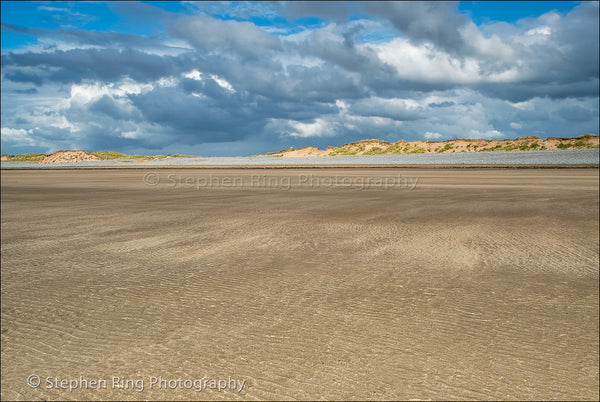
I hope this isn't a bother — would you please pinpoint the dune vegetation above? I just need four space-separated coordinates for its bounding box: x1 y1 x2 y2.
269 134 599 157
1 151 193 162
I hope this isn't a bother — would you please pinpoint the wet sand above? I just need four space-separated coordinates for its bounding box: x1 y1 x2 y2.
1 168 598 400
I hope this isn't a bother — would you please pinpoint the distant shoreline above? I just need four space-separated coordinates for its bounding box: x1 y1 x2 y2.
1 134 598 163
1 149 598 169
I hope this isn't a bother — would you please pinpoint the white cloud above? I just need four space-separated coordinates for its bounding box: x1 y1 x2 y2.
510 100 535 110
369 97 421 110
461 22 515 60
184 69 203 80
210 74 235 92
69 79 154 106
183 70 235 92
526 26 551 36
157 77 178 87
469 129 504 139
424 132 442 139
371 36 527 84
346 114 403 128
370 39 481 84
121 128 143 139
1 128 36 146
288 118 340 138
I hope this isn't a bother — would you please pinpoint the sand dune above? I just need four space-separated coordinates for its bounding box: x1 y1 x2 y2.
39 150 101 164
269 134 600 156
1 168 598 400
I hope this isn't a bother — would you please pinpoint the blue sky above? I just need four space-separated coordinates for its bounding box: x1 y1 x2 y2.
1 1 598 156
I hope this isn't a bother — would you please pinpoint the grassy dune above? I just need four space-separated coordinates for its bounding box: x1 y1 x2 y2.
1 151 193 162
269 134 599 157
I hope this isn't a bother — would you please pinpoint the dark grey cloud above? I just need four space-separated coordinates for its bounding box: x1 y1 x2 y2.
4 70 45 86
550 2 599 79
285 25 385 76
516 109 550 122
364 1 468 55
88 95 143 121
128 84 261 142
254 97 338 122
277 1 470 55
2 48 189 85
11 88 38 94
283 64 368 102
15 117 30 124
169 14 282 58
558 105 594 122
349 98 422 121
127 74 343 144
471 2 599 101
183 50 368 104
475 79 600 103
428 101 455 108
277 1 363 22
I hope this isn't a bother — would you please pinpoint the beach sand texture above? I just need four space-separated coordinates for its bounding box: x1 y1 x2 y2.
1 168 598 400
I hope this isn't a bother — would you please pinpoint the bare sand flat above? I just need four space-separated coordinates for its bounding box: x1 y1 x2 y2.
1 168 598 400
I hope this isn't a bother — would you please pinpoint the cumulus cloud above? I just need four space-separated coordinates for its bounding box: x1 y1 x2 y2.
1 127 37 146
169 13 281 57
1 48 187 85
365 1 470 55
287 118 341 138
1 1 598 156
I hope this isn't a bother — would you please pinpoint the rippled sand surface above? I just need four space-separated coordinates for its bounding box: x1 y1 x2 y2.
1 168 598 400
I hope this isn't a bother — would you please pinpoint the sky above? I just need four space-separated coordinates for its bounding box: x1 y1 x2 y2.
1 1 598 156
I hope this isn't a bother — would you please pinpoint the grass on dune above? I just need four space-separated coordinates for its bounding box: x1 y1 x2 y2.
1 151 195 162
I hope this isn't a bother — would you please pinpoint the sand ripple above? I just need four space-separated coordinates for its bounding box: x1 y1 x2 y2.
1 168 598 400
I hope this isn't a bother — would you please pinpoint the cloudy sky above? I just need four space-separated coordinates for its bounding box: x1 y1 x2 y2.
1 1 598 156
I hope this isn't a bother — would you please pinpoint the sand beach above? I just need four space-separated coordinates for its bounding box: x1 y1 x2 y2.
1 167 598 400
